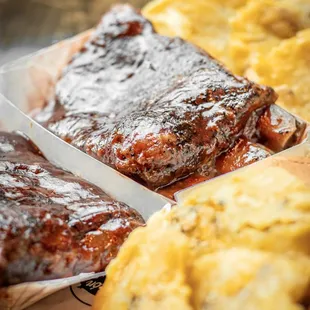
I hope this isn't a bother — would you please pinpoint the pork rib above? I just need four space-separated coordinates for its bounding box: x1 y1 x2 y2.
37 5 278 189
0 132 144 286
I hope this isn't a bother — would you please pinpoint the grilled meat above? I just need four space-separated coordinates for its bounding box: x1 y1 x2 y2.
37 5 305 193
0 132 144 287
216 138 273 174
256 104 307 152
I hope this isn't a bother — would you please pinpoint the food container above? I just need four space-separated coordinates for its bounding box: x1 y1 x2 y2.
0 27 309 310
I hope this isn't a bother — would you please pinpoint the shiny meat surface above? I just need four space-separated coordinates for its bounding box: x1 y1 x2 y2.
0 132 144 287
37 5 279 190
216 138 273 174
257 104 307 152
158 139 273 199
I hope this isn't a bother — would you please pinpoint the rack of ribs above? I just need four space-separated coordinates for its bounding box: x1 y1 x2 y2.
0 132 144 286
36 5 306 195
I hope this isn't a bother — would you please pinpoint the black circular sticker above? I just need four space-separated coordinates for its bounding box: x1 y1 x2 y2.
70 275 106 306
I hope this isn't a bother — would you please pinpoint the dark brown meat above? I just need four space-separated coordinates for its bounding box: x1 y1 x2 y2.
157 138 273 199
157 174 210 200
216 137 273 174
36 4 278 189
0 132 144 287
256 105 307 152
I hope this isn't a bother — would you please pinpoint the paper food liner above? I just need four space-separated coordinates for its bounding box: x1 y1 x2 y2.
0 28 309 310
0 272 106 310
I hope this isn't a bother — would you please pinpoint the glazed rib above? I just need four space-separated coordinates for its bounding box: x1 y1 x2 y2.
216 138 273 174
38 5 280 189
0 132 144 287
256 105 307 152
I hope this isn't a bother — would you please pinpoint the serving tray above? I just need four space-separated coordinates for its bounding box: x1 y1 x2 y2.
0 29 308 310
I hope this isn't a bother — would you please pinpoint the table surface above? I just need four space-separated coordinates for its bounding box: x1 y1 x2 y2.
0 0 149 65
